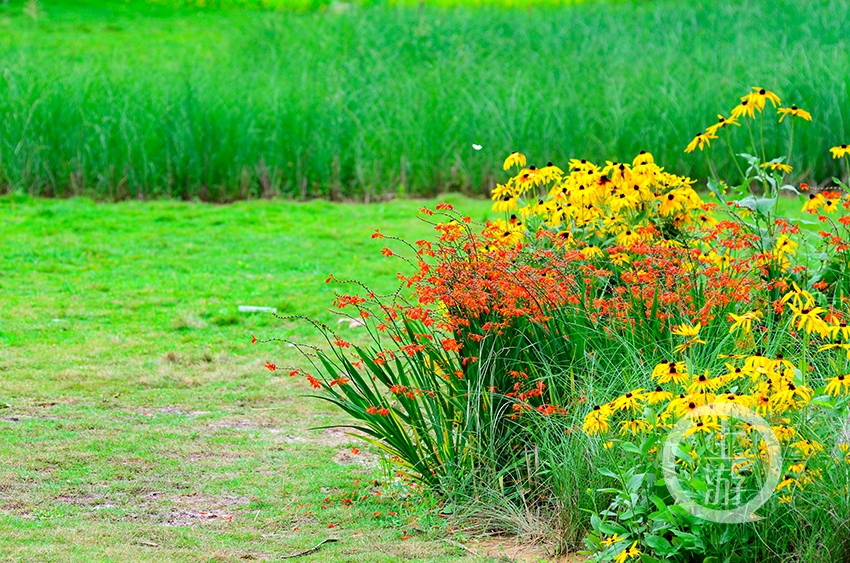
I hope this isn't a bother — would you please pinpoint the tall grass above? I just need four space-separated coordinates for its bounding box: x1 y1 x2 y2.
1 0 849 200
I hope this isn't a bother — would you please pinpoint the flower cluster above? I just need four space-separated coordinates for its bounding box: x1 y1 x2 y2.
492 150 708 250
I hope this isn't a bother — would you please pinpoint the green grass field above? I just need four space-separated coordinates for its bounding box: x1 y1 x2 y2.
0 194 507 562
0 0 848 200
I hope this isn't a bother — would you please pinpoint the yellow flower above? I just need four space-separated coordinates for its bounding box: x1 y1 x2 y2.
801 193 826 214
684 131 717 153
777 104 812 122
684 418 721 437
773 424 797 442
688 371 723 394
776 476 798 492
610 252 631 266
695 212 718 230
582 405 611 435
614 541 642 563
706 114 740 136
502 151 526 170
652 361 689 386
632 150 654 167
787 304 829 336
612 389 647 413
730 97 755 119
822 197 840 214
672 322 702 338
760 162 793 174
618 418 651 436
747 87 781 112
492 192 519 213
646 386 674 405
581 245 603 259
616 229 643 247
773 234 797 257
830 144 850 159
825 374 850 397
780 283 815 309
601 533 626 547
791 439 824 457
827 320 850 341
487 219 524 247
728 310 763 335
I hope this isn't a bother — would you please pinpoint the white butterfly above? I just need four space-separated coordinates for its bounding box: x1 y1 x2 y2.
472 144 482 151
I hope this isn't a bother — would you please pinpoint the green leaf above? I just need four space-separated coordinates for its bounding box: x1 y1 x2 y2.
644 535 674 554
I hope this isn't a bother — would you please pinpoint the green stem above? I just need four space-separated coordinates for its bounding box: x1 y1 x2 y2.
782 118 795 187
759 112 768 166
705 149 719 186
745 118 768 194
800 330 810 389
725 127 748 190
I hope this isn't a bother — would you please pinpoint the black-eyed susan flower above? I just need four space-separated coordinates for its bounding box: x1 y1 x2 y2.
632 150 654 167
780 283 816 309
787 304 829 336
792 439 824 457
747 87 781 111
728 310 763 335
615 229 643 247
502 151 526 170
753 391 772 414
581 245 603 259
827 320 850 341
760 162 793 174
777 104 812 122
684 131 717 153
706 114 741 136
645 386 674 405
776 475 799 493
492 192 519 213
652 361 689 385
822 197 840 214
684 418 721 437
672 322 702 338
825 374 850 396
688 371 723 394
695 212 718 229
773 235 797 257
582 404 612 435
613 541 641 563
801 193 826 214
731 98 755 119
601 533 626 547
657 190 686 216
830 144 850 159
773 424 796 442
618 418 651 436
612 389 647 413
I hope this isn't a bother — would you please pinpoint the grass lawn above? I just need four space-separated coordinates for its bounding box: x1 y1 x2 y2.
0 194 504 562
1 0 848 199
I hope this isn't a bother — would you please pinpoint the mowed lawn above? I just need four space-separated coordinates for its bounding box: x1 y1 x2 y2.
0 195 495 562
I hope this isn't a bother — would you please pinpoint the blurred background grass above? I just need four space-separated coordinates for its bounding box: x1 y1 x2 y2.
0 0 848 201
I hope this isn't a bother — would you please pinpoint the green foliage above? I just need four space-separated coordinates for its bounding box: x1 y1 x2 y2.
1 0 850 200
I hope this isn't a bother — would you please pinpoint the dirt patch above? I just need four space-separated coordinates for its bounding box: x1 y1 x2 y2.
332 447 379 469
207 419 260 430
466 538 590 563
130 491 250 527
54 493 111 507
316 427 370 447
